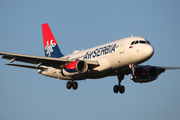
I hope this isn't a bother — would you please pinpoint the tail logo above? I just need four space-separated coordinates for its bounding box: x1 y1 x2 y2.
45 40 56 57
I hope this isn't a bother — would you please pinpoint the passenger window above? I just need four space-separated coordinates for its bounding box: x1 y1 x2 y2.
135 41 139 44
139 41 146 44
131 41 135 45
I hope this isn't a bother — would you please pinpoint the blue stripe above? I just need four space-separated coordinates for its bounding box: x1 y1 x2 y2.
64 67 77 73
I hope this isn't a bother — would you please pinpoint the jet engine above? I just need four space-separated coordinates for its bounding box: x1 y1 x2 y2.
61 60 88 76
133 66 159 83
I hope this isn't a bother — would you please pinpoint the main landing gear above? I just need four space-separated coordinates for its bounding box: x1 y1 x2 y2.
66 81 78 90
113 75 125 94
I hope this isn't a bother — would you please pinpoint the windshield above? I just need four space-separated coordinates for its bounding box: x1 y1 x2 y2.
130 40 151 45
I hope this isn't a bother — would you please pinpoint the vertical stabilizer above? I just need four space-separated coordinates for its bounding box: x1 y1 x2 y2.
42 23 64 58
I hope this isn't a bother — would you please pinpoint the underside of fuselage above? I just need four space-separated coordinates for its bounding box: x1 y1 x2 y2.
38 64 131 81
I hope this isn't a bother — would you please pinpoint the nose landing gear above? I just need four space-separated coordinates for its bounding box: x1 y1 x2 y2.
129 64 137 81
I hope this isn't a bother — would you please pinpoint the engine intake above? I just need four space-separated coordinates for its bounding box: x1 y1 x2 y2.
61 60 88 76
148 67 159 79
134 66 159 83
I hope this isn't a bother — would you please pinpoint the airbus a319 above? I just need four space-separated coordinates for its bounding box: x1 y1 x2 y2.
1 23 179 94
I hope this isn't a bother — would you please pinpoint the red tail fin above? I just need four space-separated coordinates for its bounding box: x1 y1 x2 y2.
41 23 64 58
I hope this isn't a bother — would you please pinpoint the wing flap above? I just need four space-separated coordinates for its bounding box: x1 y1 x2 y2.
6 63 47 70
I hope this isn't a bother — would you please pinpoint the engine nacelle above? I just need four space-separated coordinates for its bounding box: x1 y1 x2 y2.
61 60 88 76
133 66 159 83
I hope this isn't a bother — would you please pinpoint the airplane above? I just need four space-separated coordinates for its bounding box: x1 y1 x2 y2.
0 23 180 94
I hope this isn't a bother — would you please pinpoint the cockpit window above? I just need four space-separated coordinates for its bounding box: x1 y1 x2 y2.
146 41 151 44
130 40 151 45
131 41 135 45
135 41 139 44
139 41 146 44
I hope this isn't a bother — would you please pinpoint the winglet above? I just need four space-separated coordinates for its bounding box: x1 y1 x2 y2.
42 23 64 58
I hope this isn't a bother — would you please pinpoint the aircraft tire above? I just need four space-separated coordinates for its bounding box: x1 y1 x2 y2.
119 85 125 94
66 81 72 89
130 75 137 80
73 82 78 90
113 85 119 93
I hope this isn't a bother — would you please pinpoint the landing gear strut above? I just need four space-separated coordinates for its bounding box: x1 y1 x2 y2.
129 64 137 80
66 81 78 90
113 75 125 94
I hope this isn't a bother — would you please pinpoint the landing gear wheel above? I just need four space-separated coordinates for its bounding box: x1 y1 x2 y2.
113 74 125 94
129 64 137 81
73 82 78 90
119 85 125 94
130 75 137 80
113 85 125 94
113 85 119 93
66 81 72 89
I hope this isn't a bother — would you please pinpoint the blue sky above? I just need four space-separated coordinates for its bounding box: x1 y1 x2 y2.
0 0 180 120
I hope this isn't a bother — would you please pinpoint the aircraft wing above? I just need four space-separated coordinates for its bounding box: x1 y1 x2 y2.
0 52 99 68
136 65 180 75
156 66 180 69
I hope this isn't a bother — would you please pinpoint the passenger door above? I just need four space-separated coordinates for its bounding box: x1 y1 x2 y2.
119 39 127 54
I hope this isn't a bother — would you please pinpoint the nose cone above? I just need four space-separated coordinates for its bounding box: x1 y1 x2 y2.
143 45 154 59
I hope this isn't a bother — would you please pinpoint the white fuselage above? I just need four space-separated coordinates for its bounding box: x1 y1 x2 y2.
39 36 154 80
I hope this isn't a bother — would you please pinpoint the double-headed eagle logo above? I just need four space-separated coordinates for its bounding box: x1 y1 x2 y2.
45 40 56 57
